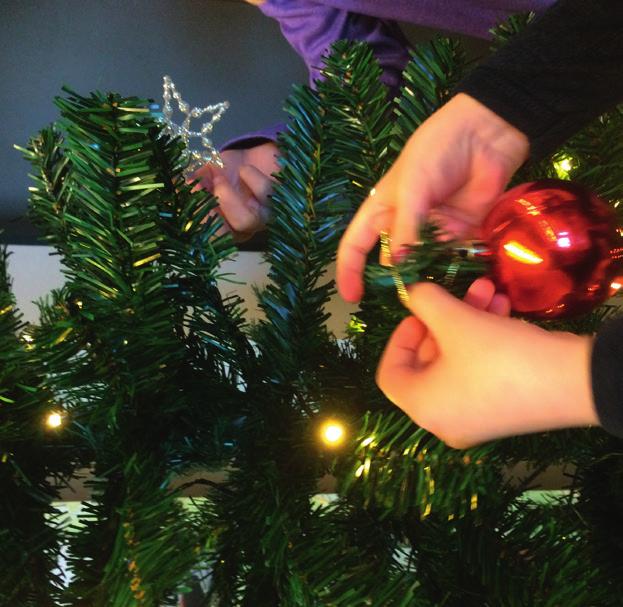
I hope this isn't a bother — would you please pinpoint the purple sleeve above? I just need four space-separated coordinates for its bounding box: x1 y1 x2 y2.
225 0 412 150
226 0 555 150
221 123 283 152
258 0 411 92
260 0 555 46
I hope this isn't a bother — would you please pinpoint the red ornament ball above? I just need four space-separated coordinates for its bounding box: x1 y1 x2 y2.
482 179 623 319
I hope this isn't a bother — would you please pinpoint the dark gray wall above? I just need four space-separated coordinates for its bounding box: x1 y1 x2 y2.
1 0 308 241
1 0 488 243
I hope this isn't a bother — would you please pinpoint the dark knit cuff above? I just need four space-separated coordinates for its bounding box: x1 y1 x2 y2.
454 71 588 162
591 316 623 438
454 0 623 162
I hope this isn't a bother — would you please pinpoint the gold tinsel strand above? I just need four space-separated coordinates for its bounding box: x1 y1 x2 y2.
123 515 147 604
380 231 410 305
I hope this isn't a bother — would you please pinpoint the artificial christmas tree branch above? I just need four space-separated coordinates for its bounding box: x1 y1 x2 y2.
8 17 623 604
0 245 72 606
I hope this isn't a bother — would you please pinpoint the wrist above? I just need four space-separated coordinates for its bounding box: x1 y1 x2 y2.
454 93 530 173
539 331 599 430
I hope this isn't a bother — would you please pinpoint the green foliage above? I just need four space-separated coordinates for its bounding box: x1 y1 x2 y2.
20 88 250 605
0 246 71 606
10 20 623 606
488 12 536 52
205 43 379 607
64 458 209 606
392 37 467 151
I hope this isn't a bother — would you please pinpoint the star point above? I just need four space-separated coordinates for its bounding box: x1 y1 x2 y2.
160 75 229 174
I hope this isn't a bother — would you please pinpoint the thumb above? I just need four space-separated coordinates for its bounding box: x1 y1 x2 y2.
376 316 430 405
405 282 470 334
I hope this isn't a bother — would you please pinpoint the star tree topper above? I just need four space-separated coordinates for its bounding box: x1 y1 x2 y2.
160 75 229 174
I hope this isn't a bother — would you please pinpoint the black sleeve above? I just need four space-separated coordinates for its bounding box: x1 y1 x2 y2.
454 0 623 160
591 317 623 437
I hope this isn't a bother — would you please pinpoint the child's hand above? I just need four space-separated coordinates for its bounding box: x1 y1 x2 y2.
337 93 530 303
376 278 598 448
192 142 280 242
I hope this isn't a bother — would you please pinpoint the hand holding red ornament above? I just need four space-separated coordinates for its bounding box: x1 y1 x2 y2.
336 93 530 303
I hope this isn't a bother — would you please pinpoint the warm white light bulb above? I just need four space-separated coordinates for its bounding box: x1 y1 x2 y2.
553 155 574 179
46 412 63 428
320 420 345 446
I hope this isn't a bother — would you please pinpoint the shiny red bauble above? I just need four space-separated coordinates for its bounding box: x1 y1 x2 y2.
481 179 623 319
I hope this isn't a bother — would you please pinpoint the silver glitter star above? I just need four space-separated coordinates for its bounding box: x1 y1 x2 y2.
160 75 229 174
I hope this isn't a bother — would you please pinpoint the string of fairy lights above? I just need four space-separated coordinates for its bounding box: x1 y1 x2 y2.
4 82 608 533
7 155 592 450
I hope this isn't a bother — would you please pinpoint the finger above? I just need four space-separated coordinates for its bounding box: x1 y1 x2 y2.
463 277 496 310
213 176 264 235
429 206 480 241
376 316 430 405
239 164 275 205
336 192 394 303
488 292 511 316
406 282 471 335
390 178 430 260
189 164 224 192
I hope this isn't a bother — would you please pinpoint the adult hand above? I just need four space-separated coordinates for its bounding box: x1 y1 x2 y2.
336 93 530 302
192 142 280 242
376 278 598 449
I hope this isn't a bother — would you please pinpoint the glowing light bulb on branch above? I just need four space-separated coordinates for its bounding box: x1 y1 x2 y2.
320 419 345 447
46 411 63 429
553 155 574 179
21 332 34 350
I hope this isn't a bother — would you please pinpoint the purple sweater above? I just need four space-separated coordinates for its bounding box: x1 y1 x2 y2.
223 0 553 149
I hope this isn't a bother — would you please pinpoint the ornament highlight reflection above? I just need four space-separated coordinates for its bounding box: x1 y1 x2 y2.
502 240 544 265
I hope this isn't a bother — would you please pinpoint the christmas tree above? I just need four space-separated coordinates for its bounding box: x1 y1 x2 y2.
0 243 74 606
6 20 623 606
